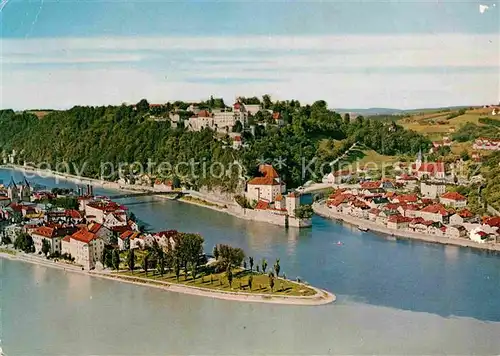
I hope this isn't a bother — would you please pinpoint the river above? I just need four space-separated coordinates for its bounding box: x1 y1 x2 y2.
1 168 500 355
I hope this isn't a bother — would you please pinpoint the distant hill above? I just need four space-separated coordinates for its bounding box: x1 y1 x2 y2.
333 108 404 116
334 106 474 116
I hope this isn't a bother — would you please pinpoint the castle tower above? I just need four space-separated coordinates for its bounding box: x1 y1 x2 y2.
286 191 300 217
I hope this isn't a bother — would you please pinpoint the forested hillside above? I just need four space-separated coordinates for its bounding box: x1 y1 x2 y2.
0 100 429 191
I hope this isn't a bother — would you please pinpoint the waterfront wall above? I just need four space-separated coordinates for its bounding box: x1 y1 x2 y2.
313 202 500 252
227 205 288 226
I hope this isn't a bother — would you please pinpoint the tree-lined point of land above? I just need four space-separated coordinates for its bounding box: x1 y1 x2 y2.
115 268 317 297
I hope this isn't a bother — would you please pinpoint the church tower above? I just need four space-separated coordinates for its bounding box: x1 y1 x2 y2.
7 178 19 201
415 149 423 171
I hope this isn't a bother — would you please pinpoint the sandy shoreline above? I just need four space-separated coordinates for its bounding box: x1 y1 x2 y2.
0 251 335 306
313 201 500 252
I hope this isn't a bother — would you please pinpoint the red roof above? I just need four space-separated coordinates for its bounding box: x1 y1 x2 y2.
333 170 351 177
248 165 281 186
360 181 381 189
110 225 131 233
275 194 283 201
65 209 82 219
32 225 75 238
399 174 418 181
233 102 241 110
388 215 412 223
254 200 270 210
87 201 121 212
483 216 500 227
272 112 281 120
233 136 242 142
258 164 279 179
441 192 466 201
198 110 212 118
420 204 449 216
71 230 96 244
88 223 106 234
458 209 473 218
396 194 418 203
415 162 445 174
154 230 178 238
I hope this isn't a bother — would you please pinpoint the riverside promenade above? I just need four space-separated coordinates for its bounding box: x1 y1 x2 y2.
313 201 500 252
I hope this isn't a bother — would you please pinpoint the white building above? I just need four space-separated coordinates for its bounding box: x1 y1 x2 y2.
31 225 78 255
85 200 123 225
246 165 286 203
439 192 467 208
62 229 105 270
420 181 447 199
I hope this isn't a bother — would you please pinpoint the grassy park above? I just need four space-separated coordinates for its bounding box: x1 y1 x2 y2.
116 268 316 297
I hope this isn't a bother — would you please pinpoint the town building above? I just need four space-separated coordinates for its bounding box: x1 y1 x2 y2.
153 179 173 192
439 192 467 208
61 229 105 270
85 199 124 225
472 137 500 151
31 225 78 255
246 165 286 203
420 181 447 199
412 150 445 179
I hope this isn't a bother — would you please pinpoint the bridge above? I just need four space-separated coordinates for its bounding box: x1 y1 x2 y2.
107 190 187 200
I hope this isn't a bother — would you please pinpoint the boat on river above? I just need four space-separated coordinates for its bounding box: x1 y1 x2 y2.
358 226 369 232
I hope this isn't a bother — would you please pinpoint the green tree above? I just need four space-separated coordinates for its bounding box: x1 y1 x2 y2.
261 258 268 273
41 238 51 257
268 272 275 292
112 249 120 271
226 266 233 288
214 244 245 271
262 94 272 109
174 258 181 282
142 252 149 276
136 99 150 112
213 245 219 260
1 234 12 245
127 249 135 273
273 258 280 277
249 256 254 271
190 262 197 281
294 204 313 219
232 120 243 133
13 233 34 253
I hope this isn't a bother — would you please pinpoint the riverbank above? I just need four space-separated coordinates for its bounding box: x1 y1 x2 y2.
313 201 500 252
0 250 335 306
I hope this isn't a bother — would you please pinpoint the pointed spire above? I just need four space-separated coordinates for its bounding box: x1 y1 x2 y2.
7 177 17 189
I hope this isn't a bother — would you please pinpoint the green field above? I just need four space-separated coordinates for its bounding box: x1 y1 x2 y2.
116 268 316 297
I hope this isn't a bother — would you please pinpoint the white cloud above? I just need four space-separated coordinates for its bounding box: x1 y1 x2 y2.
1 34 499 109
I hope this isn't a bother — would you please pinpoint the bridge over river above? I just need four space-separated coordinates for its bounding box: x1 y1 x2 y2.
107 190 188 200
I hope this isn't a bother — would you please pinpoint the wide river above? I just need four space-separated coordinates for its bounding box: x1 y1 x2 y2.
1 168 500 355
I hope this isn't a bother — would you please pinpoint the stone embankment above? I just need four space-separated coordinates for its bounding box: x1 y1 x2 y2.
313 201 500 252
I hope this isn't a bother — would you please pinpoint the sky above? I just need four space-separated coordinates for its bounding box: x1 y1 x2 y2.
1 0 499 110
